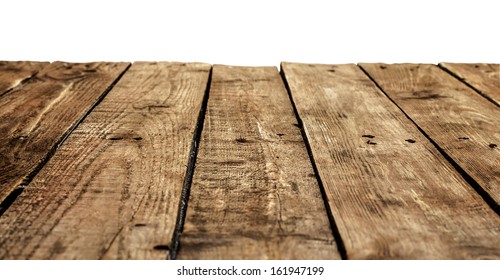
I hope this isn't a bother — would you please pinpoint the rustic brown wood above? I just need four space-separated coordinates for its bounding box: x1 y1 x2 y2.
0 62 210 259
177 65 340 259
440 63 500 106
360 63 500 208
0 61 49 95
0 62 129 202
282 62 500 259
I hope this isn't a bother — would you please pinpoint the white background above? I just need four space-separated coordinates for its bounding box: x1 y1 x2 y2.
1 0 499 66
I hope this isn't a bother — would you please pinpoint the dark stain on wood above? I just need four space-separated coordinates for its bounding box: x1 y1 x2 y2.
403 90 448 100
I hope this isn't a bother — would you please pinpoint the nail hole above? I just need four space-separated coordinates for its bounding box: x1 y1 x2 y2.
292 123 300 128
109 137 123 140
328 69 336 73
405 139 416 143
82 69 97 73
277 133 285 137
235 137 248 143
489 143 497 148
380 65 387 70
133 137 143 141
362 134 375 138
366 140 377 145
458 137 469 140
134 223 147 227
153 245 170 251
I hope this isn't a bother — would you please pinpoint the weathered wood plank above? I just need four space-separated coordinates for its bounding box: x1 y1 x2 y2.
282 62 500 259
360 63 500 208
0 62 129 203
178 65 340 259
440 63 500 106
0 61 49 95
0 62 210 259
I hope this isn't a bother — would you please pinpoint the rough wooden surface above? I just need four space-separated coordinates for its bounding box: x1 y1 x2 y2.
0 61 48 95
282 62 500 259
0 61 499 260
0 62 211 259
360 63 500 208
440 63 500 106
0 62 129 202
178 65 340 259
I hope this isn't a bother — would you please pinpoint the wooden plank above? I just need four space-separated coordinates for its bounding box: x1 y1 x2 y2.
360 63 500 208
0 62 129 202
282 62 500 259
0 61 49 95
0 62 211 259
440 63 500 106
177 65 340 260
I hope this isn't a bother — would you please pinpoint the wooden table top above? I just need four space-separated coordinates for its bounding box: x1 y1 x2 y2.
0 61 498 259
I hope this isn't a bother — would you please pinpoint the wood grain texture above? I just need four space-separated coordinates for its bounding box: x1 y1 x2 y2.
440 63 500 106
0 62 129 202
0 61 49 95
282 62 500 259
178 65 340 260
360 63 500 207
0 62 211 259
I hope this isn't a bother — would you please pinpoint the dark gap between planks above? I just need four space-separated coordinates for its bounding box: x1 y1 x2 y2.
0 64 52 215
0 63 132 217
279 63 348 260
358 64 500 216
437 64 499 108
169 67 213 260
